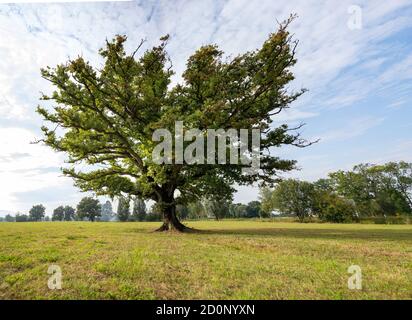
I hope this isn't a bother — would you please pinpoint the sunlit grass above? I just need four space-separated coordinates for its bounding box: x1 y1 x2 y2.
0 220 411 299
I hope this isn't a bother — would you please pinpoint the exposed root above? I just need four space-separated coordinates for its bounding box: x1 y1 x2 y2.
154 222 169 232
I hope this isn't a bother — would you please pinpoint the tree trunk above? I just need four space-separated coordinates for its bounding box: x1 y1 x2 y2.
155 199 191 232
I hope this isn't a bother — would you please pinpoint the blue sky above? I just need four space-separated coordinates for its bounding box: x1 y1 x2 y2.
0 0 412 215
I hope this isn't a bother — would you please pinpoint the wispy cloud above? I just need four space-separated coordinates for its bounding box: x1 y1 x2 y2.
0 152 30 162
318 116 385 143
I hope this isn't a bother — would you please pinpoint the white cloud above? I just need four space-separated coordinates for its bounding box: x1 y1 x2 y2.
0 127 64 211
272 109 318 123
387 99 407 109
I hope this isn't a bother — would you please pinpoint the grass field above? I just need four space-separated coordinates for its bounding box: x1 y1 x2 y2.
0 220 411 300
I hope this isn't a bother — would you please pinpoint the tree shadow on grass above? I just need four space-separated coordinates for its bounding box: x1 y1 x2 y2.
197 227 412 242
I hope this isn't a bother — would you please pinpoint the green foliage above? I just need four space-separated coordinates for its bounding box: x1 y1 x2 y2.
245 200 264 218
259 187 276 215
63 205 76 221
186 201 207 220
203 198 231 220
272 179 315 222
4 214 14 222
36 16 310 228
15 214 29 222
316 194 357 223
100 201 114 221
117 196 131 222
260 161 412 223
76 197 101 222
52 206 65 221
176 204 189 220
145 203 162 221
329 162 412 216
132 197 146 221
228 203 248 218
29 204 46 221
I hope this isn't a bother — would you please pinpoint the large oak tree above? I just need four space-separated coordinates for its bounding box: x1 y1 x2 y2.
37 16 311 232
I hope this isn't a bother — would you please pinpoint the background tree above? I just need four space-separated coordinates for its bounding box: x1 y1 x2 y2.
132 196 146 221
146 203 162 221
187 200 207 220
203 198 231 220
29 204 46 221
117 196 131 222
100 201 114 221
313 191 357 223
257 161 412 223
63 205 76 221
245 200 265 218
272 179 315 222
176 204 189 220
329 163 412 216
52 206 65 221
37 16 311 232
374 162 412 213
259 187 276 215
5 214 15 222
228 203 248 218
76 197 101 222
15 213 29 222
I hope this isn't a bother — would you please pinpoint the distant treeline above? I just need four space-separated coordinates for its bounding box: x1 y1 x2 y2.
0 197 265 222
260 161 412 223
1 161 411 224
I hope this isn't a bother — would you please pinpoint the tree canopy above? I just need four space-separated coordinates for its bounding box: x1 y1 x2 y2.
329 162 412 216
132 196 147 221
52 206 65 221
101 200 114 221
260 161 412 222
29 204 46 222
272 179 315 221
37 16 310 231
63 205 76 221
117 196 131 222
76 197 101 222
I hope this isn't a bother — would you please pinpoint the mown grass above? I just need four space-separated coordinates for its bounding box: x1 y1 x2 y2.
0 220 411 299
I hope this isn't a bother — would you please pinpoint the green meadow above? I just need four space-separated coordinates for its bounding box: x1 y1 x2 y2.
0 220 411 299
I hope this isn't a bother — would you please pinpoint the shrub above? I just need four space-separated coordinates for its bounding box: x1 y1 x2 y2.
318 196 357 223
